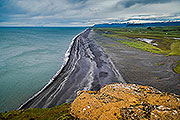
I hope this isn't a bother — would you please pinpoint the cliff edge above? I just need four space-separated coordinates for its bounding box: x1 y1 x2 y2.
71 83 180 120
1 83 179 120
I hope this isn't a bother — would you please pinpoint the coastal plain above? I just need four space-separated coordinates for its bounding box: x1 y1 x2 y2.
1 26 180 119
93 26 180 94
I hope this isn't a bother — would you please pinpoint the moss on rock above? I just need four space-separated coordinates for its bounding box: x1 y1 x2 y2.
71 83 180 120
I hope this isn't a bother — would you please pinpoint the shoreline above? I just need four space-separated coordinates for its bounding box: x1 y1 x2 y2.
18 28 87 110
18 28 125 109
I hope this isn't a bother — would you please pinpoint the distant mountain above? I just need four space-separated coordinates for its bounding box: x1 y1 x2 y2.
93 21 180 28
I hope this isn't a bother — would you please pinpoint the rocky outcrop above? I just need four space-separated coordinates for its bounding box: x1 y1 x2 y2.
71 83 180 120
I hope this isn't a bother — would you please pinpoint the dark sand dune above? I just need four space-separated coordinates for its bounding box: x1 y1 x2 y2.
19 29 125 109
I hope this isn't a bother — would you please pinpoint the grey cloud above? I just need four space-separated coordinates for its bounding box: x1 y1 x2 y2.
0 0 26 15
116 0 179 8
0 0 179 26
68 0 87 3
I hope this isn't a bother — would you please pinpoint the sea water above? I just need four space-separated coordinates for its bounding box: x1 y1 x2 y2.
0 27 86 112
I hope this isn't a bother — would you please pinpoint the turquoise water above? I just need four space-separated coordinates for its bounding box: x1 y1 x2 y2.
0 27 86 112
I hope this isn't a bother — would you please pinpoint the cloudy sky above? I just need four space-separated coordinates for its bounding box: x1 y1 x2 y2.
0 0 180 26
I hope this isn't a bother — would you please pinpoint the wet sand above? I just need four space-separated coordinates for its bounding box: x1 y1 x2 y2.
19 29 125 109
92 30 180 95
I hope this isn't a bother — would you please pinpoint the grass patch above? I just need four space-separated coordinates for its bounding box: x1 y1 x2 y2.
94 26 180 56
174 60 180 74
168 42 180 56
174 64 180 74
0 103 75 120
117 39 164 54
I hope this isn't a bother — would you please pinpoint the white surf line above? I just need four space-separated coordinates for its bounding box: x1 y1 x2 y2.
45 32 82 106
18 28 89 110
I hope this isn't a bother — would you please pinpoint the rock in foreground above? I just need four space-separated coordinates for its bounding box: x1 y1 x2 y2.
71 83 180 120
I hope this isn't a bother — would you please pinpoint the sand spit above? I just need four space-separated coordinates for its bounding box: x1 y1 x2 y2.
18 28 125 109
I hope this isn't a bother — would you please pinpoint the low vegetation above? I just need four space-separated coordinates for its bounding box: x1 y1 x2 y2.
117 39 164 54
0 103 75 120
94 26 180 56
174 60 180 74
94 26 180 73
71 83 180 120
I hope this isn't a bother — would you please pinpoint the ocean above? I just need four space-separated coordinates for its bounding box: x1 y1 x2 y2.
0 27 86 112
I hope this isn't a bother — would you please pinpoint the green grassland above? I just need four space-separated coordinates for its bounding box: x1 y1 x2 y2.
0 103 75 120
174 60 180 74
94 26 180 74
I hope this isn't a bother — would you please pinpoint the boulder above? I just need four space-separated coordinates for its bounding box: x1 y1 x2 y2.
71 83 180 120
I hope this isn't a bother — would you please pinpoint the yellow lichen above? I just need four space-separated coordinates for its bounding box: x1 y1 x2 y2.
71 83 180 120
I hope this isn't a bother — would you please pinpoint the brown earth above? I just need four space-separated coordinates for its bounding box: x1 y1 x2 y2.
70 83 180 120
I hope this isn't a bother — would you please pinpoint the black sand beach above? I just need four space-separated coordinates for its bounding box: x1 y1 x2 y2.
19 28 179 110
19 29 125 109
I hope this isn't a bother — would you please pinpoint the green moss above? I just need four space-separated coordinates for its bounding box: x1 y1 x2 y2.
174 60 180 74
168 42 180 56
157 62 166 66
0 103 76 120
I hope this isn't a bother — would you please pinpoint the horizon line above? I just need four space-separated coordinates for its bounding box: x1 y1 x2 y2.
0 26 91 27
